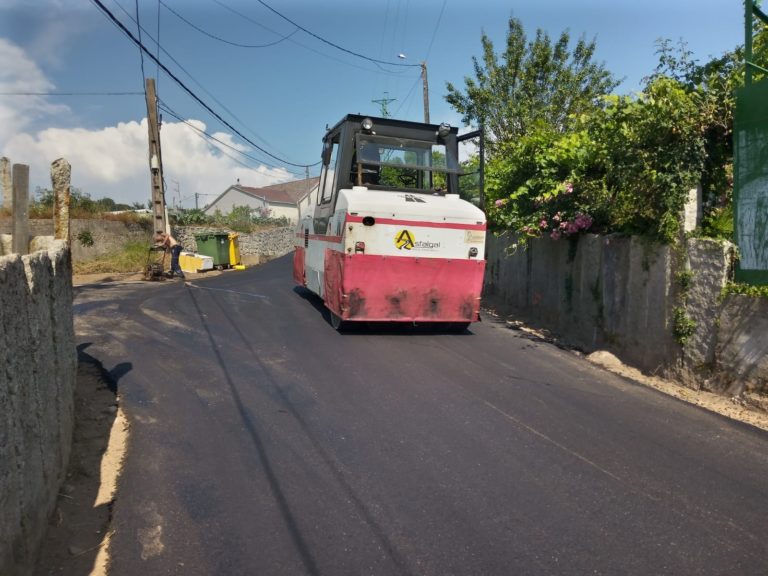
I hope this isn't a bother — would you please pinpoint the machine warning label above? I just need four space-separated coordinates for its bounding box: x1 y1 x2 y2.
465 230 485 243
394 229 441 251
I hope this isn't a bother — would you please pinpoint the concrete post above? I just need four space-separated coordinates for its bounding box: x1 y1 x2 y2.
51 158 71 243
0 157 11 211
12 163 29 255
683 185 703 233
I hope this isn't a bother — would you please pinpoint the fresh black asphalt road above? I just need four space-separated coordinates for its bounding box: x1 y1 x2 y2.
74 255 768 576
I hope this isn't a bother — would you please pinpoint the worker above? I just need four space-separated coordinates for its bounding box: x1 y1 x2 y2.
155 231 185 279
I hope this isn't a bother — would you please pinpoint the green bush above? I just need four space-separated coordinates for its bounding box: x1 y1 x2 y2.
487 78 706 244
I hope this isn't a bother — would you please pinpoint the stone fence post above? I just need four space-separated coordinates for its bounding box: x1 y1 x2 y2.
51 158 71 243
1 156 11 211
11 163 29 255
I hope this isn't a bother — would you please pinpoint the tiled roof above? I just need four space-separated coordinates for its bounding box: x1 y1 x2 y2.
237 177 320 205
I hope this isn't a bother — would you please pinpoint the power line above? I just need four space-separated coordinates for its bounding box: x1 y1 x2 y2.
162 105 307 183
159 0 298 48
155 0 161 89
424 0 447 62
392 74 422 118
211 0 410 76
110 0 289 157
0 91 143 96
135 0 147 90
389 0 445 120
159 101 308 179
92 0 318 168
245 0 421 69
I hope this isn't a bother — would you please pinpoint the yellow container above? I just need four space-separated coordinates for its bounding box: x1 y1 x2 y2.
228 233 241 266
179 252 214 273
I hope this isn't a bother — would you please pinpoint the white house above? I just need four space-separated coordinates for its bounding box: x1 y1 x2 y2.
204 177 319 224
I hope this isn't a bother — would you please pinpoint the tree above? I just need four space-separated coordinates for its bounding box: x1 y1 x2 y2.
646 25 768 239
445 17 619 146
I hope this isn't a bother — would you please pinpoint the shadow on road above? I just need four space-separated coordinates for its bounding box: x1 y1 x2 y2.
292 286 476 336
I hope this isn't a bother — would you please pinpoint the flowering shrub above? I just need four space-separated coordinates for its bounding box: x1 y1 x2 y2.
486 127 608 244
486 78 706 245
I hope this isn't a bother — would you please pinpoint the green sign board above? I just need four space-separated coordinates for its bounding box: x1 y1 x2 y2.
734 79 768 284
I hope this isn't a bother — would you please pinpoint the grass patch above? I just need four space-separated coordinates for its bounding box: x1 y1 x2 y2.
721 282 768 300
73 239 153 275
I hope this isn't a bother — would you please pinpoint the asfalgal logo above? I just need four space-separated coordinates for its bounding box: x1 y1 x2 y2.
394 229 440 251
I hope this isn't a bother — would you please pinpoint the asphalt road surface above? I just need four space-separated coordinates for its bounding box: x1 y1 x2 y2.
74 255 768 576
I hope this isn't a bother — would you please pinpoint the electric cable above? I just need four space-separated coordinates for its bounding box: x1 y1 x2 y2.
220 0 420 68
135 0 147 90
424 0 447 61
0 91 143 96
110 0 289 156
159 0 298 48
159 101 308 179
96 0 317 167
155 0 161 89
392 74 422 118
210 0 409 76
391 0 446 119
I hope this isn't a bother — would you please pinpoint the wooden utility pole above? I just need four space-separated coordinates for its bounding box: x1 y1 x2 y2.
421 61 430 124
145 78 167 237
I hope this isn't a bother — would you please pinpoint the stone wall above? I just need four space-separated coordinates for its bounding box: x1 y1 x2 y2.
0 220 295 266
0 241 77 576
485 234 768 395
0 219 152 262
715 296 768 395
173 226 295 265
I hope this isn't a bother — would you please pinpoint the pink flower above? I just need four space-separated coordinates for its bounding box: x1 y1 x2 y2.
559 221 568 230
539 219 548 229
563 182 574 194
553 212 562 222
573 213 593 230
566 222 579 234
494 199 507 208
550 230 562 240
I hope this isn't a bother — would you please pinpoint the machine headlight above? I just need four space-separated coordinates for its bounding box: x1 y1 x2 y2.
361 118 374 131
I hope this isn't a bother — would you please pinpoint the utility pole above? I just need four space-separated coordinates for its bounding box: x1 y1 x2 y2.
194 192 199 210
172 179 180 208
145 78 167 237
421 61 430 124
372 91 397 118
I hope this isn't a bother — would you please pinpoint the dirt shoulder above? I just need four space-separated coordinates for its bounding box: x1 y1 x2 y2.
34 351 126 576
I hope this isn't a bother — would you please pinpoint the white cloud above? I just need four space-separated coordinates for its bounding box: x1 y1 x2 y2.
0 39 294 207
0 38 68 140
3 117 294 206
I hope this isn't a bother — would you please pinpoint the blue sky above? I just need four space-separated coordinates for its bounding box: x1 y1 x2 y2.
0 0 746 207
